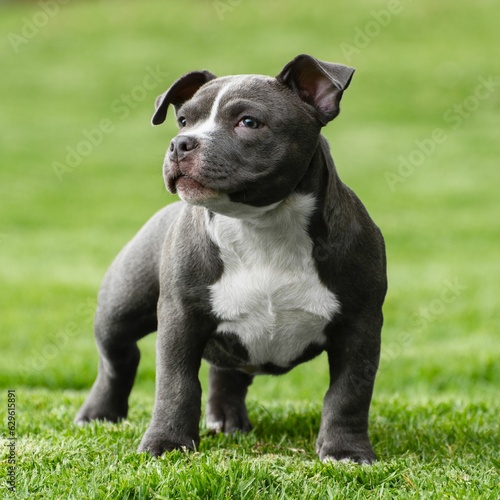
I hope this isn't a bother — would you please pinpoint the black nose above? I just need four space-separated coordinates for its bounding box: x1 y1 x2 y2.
168 135 198 162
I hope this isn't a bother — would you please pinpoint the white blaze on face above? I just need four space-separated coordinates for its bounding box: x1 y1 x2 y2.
180 76 240 139
180 75 273 139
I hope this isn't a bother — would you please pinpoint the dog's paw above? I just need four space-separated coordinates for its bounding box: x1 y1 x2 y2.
74 398 128 425
205 400 252 434
316 433 376 465
137 431 198 457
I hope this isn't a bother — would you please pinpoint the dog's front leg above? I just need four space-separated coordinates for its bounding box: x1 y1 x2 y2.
138 302 210 457
316 314 382 464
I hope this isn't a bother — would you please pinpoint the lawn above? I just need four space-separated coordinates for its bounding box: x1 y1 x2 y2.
1 0 499 498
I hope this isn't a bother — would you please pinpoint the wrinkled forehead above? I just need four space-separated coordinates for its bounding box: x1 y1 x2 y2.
180 74 278 113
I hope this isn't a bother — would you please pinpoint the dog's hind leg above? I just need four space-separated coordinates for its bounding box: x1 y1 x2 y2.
206 366 253 434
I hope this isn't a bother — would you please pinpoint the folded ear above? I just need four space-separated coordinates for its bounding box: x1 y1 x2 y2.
152 70 217 125
277 54 354 125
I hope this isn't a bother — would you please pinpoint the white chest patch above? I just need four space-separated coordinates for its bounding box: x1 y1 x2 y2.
206 193 341 368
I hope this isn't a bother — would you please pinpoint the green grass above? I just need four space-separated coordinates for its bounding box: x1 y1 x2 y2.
1 0 499 498
8 391 500 499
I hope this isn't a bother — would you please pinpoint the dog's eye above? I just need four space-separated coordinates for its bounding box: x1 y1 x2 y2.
178 116 187 128
237 116 261 129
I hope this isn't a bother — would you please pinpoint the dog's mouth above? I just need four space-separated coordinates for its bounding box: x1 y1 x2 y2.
169 173 219 203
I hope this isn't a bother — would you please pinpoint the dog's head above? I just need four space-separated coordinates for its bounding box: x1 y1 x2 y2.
152 55 354 217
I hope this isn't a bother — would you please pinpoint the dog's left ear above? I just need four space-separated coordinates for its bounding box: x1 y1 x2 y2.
277 54 354 126
152 70 217 125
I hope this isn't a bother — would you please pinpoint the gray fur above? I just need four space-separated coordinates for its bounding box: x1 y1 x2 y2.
75 54 387 464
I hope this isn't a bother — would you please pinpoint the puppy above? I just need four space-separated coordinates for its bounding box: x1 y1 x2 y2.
75 54 387 464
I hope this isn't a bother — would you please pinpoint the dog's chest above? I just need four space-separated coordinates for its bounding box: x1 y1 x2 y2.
206 194 340 368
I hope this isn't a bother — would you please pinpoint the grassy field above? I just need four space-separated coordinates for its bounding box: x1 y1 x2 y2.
1 0 499 498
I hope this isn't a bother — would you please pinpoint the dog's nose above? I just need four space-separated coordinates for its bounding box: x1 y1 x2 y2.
168 135 198 162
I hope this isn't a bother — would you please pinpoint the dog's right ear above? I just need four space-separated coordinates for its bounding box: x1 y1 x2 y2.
152 70 217 125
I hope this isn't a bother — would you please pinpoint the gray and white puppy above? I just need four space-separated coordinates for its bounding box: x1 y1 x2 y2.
75 54 387 464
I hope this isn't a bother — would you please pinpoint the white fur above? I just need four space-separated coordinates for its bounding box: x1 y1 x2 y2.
207 193 341 368
183 77 241 138
182 75 272 139
202 194 281 218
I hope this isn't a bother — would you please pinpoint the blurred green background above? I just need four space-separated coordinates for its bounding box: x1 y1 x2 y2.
0 0 499 489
